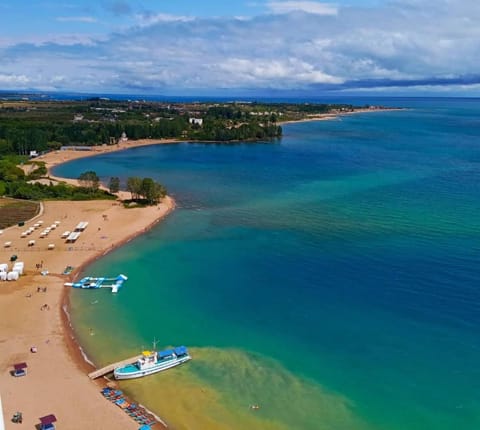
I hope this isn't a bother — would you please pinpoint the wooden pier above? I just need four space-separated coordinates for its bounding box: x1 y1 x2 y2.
88 354 143 379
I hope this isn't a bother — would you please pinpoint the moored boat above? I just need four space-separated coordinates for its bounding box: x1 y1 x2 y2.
114 346 191 380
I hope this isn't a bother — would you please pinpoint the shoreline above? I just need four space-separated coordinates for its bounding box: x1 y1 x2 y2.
0 141 176 429
52 144 178 429
58 197 175 429
277 107 404 125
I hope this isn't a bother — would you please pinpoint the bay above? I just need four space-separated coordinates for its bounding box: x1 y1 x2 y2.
53 99 480 429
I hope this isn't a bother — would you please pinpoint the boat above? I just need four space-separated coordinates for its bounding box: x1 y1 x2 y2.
114 346 191 380
64 274 127 293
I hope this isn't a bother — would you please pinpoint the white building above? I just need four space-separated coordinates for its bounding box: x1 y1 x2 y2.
189 118 203 126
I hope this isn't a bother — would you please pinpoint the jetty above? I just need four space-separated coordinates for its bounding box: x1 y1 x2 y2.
88 354 143 379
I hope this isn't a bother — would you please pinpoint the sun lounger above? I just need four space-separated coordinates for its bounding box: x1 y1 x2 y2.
39 414 57 430
13 362 28 376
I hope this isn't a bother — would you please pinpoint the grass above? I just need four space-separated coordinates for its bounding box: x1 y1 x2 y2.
0 198 40 229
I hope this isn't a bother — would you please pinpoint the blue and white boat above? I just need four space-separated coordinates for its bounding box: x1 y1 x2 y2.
114 346 191 380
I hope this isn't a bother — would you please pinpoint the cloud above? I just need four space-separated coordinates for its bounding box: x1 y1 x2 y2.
0 74 30 85
2 0 480 94
133 13 195 26
267 1 338 15
105 1 132 16
217 58 343 87
56 16 97 23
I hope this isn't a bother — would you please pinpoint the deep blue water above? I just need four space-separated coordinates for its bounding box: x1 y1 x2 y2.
54 99 480 429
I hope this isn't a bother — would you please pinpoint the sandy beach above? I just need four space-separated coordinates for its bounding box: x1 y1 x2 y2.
0 141 176 429
278 107 403 125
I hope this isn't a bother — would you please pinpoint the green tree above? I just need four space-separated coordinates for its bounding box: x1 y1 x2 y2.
126 176 142 200
140 178 166 204
109 176 120 194
140 177 155 203
0 160 25 182
78 171 100 192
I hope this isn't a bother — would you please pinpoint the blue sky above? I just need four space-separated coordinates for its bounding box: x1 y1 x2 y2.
1 0 479 96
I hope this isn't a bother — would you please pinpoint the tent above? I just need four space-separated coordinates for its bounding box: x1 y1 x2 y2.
39 414 57 430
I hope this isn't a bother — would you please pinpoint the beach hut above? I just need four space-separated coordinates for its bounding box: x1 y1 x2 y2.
13 262 24 273
61 231 70 238
12 362 27 377
4 242 11 248
12 266 23 276
0 263 8 272
39 414 57 430
48 244 55 250
21 232 27 238
0 272 7 281
7 271 19 281
28 240 35 247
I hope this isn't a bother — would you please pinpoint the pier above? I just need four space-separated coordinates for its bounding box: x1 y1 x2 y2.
88 354 143 379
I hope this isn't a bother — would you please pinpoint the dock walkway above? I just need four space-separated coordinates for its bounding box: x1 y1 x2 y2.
88 354 143 379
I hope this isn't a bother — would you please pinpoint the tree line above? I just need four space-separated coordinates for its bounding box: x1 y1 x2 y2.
0 157 115 201
79 171 166 205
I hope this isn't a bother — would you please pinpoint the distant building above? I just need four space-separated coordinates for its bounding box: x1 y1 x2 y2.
189 118 203 126
120 132 128 142
29 150 38 158
73 114 84 121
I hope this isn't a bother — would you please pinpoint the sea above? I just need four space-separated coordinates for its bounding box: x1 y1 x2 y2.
53 98 480 430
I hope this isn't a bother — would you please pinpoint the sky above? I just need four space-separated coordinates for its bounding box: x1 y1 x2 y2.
0 0 479 96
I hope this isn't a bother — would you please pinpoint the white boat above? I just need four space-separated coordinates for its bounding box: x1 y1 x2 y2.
114 346 191 380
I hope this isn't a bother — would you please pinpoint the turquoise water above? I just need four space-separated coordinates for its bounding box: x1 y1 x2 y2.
54 99 480 429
